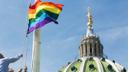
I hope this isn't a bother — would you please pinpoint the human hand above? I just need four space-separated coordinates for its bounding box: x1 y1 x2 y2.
19 54 23 57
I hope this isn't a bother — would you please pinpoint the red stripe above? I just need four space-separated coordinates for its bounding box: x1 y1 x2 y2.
29 1 63 10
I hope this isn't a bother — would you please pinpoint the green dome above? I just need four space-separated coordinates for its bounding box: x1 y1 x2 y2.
59 57 127 72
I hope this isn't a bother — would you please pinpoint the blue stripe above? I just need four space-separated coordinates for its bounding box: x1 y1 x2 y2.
30 12 48 28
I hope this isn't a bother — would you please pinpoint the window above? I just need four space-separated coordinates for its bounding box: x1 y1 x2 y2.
90 43 92 56
85 44 87 55
94 44 97 56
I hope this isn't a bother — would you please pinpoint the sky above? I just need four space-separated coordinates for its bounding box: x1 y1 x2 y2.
0 0 128 72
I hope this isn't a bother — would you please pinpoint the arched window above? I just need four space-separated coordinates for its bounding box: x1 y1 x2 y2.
81 44 84 56
85 44 87 56
94 43 97 56
90 43 92 56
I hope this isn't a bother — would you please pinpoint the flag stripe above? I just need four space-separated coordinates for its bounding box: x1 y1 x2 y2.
29 13 48 28
29 9 59 20
29 4 62 14
28 17 53 33
29 11 58 27
30 2 63 10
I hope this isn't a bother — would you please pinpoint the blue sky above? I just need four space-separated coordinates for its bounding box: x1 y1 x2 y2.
0 0 128 72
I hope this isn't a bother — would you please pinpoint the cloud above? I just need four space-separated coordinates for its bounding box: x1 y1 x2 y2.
98 25 128 43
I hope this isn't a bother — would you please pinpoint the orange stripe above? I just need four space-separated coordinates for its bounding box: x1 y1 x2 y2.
29 3 63 14
29 1 63 10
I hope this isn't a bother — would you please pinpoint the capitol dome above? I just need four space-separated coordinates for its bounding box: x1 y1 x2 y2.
59 8 127 72
59 57 126 72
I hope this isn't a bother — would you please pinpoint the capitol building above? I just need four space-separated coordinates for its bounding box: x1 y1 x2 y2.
59 8 127 72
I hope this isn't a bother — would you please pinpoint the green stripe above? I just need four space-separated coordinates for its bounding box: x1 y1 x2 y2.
36 9 59 19
29 19 35 24
29 9 59 24
36 10 45 18
45 10 59 19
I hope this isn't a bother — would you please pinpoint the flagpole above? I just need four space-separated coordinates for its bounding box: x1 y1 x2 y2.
32 0 41 72
32 28 41 72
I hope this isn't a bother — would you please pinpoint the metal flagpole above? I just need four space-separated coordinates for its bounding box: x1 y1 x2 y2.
32 0 41 72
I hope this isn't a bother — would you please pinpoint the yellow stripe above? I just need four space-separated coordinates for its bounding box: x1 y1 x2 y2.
29 14 36 19
36 5 61 14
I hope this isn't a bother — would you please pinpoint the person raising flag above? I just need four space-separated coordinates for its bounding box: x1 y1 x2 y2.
0 53 23 72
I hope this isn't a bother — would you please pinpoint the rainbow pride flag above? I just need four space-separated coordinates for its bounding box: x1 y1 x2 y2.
27 0 63 34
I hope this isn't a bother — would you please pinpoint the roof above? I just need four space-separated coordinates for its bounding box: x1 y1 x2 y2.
59 57 127 72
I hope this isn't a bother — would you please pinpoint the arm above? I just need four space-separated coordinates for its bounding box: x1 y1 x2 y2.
5 54 23 63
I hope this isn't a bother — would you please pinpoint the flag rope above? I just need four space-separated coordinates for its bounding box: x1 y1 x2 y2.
24 37 29 67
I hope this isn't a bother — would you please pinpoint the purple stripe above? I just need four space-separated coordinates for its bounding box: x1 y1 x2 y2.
28 17 52 33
